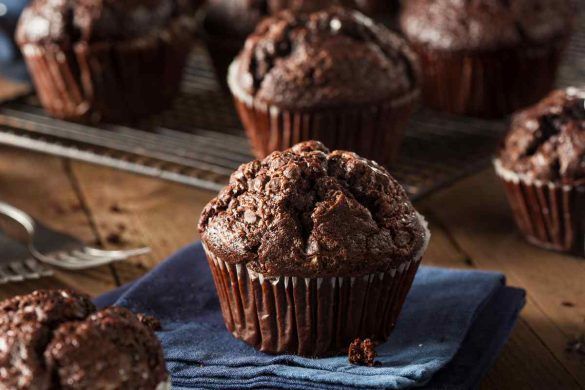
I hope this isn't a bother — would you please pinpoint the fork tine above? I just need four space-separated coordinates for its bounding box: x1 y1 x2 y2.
70 250 123 262
1 265 24 282
24 259 53 277
83 247 151 258
9 261 40 279
0 267 8 284
44 251 127 270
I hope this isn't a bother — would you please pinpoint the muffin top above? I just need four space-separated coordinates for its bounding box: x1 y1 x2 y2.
0 289 167 390
400 0 573 51
45 307 167 389
16 0 196 45
0 290 95 389
203 0 391 37
228 7 420 109
498 87 585 184
204 0 340 37
199 141 429 278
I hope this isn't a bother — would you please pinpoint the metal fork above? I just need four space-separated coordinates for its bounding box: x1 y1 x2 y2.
0 231 53 283
0 201 150 270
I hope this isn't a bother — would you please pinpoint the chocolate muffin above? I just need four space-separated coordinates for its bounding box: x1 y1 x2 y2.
495 87 585 256
0 289 168 389
400 0 573 118
228 7 420 164
16 0 199 122
199 141 430 356
202 1 401 89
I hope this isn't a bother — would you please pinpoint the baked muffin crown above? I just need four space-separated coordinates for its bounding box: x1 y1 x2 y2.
498 87 585 184
199 141 428 277
16 0 195 45
400 0 573 51
0 290 167 390
229 6 420 108
45 306 167 389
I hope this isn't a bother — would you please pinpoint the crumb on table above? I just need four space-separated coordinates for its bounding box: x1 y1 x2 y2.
348 338 378 367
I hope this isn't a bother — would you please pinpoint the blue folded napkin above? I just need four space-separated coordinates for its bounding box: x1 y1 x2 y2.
95 242 525 390
0 0 29 81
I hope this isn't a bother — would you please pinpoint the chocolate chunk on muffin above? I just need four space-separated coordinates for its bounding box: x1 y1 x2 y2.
228 7 420 163
495 87 585 256
0 289 168 389
199 141 429 356
16 0 199 122
400 0 573 118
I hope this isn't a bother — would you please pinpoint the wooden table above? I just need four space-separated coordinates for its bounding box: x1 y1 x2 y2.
0 82 583 390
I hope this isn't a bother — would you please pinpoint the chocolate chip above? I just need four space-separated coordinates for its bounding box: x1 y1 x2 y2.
244 210 257 224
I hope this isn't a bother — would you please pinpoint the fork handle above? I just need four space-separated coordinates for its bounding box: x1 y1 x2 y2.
0 201 36 237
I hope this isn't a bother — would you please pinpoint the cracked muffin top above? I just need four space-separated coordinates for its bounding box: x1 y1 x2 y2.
204 0 397 37
0 289 167 390
498 87 585 184
228 6 420 109
16 0 198 45
199 141 429 277
400 0 573 51
204 0 342 37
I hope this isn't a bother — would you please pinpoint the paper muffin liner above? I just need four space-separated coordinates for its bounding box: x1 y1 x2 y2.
20 17 195 123
203 214 430 357
412 39 568 118
156 378 172 390
228 59 419 165
494 159 585 257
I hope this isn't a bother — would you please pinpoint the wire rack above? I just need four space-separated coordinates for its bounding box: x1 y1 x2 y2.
0 25 583 199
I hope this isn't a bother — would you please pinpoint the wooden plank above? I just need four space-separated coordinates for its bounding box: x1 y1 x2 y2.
419 169 585 388
421 209 582 389
68 160 215 284
0 146 117 299
0 77 30 103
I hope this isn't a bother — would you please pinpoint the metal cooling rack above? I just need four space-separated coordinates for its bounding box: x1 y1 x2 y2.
0 24 584 199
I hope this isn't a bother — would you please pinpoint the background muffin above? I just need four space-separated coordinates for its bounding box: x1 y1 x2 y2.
16 0 198 122
199 141 430 356
0 289 168 389
400 0 573 118
201 0 399 88
495 87 585 257
228 7 420 164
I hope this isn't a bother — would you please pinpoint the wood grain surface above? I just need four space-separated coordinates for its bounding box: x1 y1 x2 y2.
0 77 583 389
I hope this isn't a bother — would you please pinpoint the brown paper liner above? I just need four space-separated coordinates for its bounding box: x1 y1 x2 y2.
228 60 419 164
20 17 195 123
412 39 568 118
204 246 423 357
495 160 585 257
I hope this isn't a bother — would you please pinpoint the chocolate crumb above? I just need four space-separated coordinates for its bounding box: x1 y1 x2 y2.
566 334 585 357
106 232 124 245
348 338 378 367
561 301 575 308
137 314 162 331
463 258 475 267
110 204 125 214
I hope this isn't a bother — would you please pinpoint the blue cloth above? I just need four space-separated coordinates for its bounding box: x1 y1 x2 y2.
0 0 29 81
95 242 525 390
